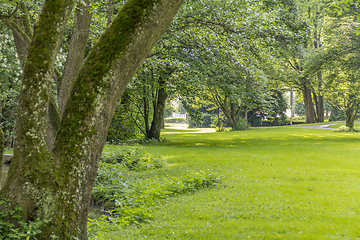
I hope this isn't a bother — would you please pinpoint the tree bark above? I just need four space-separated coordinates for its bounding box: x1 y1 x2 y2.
58 0 92 116
312 89 319 121
317 72 324 122
345 101 359 128
302 79 315 123
147 78 168 139
143 85 150 135
0 0 184 239
6 20 30 65
108 0 115 26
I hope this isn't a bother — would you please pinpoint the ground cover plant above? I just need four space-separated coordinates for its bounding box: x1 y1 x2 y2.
95 127 360 239
88 146 222 239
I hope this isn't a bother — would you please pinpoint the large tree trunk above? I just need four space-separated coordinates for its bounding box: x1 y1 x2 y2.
147 78 168 139
302 79 316 123
0 0 184 239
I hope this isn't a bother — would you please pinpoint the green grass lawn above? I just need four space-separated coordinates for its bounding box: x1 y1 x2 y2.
98 127 360 239
326 122 360 128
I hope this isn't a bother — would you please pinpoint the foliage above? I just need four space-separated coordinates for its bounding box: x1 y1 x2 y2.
0 30 22 146
210 115 228 132
334 125 360 132
295 101 305 116
232 118 248 131
88 145 222 239
329 105 346 121
0 200 56 239
106 94 141 144
100 146 166 171
188 113 216 128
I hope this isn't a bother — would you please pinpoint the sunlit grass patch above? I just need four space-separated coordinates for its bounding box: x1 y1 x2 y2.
100 127 360 239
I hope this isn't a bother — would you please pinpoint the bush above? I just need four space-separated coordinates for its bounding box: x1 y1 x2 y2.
232 118 248 131
334 126 360 132
210 115 228 131
101 146 166 171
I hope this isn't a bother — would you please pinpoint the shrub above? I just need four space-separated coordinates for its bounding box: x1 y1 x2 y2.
232 118 248 131
101 146 166 171
334 126 360 132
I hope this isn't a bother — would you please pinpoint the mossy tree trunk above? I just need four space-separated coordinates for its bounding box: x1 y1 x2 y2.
0 0 184 239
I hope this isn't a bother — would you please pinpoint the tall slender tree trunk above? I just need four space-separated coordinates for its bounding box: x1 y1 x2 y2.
302 80 315 123
0 0 184 239
147 78 168 139
58 0 92 116
317 72 324 122
108 0 115 26
312 90 319 121
313 10 324 123
143 86 150 135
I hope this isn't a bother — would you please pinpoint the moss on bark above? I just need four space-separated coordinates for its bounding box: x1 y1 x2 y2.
1 0 184 238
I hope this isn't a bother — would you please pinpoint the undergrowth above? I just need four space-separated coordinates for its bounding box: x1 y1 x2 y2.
88 146 223 239
334 126 360 132
101 146 166 171
0 200 55 239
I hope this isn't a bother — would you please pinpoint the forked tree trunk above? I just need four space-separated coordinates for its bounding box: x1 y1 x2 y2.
147 78 168 139
0 0 184 239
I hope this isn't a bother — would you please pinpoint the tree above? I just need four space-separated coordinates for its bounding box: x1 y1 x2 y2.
320 16 360 128
0 0 184 239
161 0 299 130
